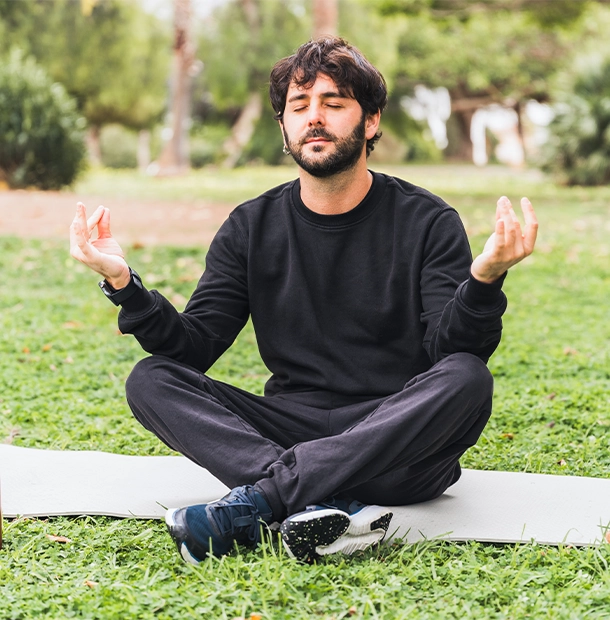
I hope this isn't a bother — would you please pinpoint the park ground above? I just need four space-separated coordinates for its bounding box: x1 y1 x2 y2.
1 163 610 619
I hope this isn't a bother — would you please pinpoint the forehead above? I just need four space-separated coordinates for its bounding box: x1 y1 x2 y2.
286 73 352 99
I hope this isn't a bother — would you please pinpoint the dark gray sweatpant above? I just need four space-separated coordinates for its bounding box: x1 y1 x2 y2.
125 352 493 521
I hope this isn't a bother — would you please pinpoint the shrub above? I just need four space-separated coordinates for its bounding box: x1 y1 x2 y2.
541 53 610 186
0 50 86 189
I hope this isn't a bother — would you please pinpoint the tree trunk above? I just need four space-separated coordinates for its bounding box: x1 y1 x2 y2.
137 129 151 172
222 92 263 168
156 0 194 175
86 126 102 166
449 108 475 162
221 0 262 169
313 0 338 37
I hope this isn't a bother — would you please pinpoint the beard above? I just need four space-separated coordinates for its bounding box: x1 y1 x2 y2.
283 113 367 178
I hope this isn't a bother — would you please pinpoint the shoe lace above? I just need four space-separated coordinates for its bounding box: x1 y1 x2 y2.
208 486 264 544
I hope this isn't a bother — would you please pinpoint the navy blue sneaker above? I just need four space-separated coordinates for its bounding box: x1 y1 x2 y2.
165 485 273 564
280 497 393 562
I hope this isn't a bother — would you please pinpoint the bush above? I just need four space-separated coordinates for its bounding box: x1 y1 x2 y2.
190 123 230 168
0 50 86 189
541 54 610 186
100 124 138 169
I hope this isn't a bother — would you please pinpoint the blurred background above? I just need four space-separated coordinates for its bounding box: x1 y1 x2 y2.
2 0 610 189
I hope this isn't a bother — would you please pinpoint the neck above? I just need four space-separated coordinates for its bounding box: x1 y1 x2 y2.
298 158 373 215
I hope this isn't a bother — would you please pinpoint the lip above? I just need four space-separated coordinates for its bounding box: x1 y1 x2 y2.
305 138 331 144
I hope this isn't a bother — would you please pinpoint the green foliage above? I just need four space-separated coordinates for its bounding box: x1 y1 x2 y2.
376 0 593 27
391 11 568 101
0 50 86 189
197 0 308 111
189 123 232 168
3 165 610 616
0 0 170 131
542 53 610 186
241 103 287 165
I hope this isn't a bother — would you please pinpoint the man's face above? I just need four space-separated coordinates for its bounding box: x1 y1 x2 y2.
280 73 378 178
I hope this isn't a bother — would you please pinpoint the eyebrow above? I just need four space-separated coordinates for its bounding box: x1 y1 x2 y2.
287 91 349 103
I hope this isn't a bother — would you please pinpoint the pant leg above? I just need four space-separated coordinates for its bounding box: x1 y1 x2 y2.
125 355 330 497
254 352 493 517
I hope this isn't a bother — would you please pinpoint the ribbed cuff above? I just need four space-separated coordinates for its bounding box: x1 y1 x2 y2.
118 285 156 314
461 272 506 308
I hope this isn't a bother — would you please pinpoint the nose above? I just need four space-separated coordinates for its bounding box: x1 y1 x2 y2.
307 101 325 127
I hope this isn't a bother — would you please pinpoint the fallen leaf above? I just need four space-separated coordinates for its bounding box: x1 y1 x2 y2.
131 241 145 250
546 393 556 400
3 427 20 444
348 607 358 616
546 421 556 428
64 356 74 364
22 347 30 354
557 459 567 466
250 614 262 620
563 347 578 356
605 531 610 544
47 534 72 543
84 580 98 588
501 433 514 440
42 343 52 352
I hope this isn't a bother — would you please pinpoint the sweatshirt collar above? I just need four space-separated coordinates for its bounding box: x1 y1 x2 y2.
291 171 386 228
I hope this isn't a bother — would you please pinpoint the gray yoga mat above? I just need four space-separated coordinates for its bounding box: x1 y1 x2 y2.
1 444 609 546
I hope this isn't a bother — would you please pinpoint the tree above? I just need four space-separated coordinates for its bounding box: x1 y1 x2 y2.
313 0 338 36
156 0 197 174
197 0 308 166
370 0 587 160
0 0 170 164
541 8 610 184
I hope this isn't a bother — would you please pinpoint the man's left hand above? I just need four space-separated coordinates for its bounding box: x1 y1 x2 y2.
471 196 538 284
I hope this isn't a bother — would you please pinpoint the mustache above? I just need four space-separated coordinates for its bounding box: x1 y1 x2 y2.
299 127 336 146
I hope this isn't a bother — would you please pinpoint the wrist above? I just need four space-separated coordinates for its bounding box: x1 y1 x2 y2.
105 271 131 290
99 268 143 306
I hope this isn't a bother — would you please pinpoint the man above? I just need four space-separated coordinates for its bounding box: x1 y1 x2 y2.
70 37 537 564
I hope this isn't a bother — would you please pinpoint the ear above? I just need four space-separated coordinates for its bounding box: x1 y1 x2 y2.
365 111 381 141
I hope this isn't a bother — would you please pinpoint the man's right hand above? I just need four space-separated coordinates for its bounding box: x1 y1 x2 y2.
69 202 131 289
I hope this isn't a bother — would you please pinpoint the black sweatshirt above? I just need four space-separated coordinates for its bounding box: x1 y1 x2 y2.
119 172 507 398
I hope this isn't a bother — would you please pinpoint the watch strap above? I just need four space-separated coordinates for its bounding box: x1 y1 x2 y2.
99 268 143 306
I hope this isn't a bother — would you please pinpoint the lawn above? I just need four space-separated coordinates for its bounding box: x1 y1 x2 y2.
1 164 610 619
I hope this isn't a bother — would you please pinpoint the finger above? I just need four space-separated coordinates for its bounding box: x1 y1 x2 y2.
494 217 506 250
97 207 112 239
74 201 86 228
86 205 105 233
520 197 538 253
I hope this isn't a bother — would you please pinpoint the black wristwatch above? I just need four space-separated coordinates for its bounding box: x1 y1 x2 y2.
99 268 143 306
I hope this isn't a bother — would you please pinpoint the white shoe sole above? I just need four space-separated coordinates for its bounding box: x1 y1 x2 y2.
316 505 393 556
280 505 393 561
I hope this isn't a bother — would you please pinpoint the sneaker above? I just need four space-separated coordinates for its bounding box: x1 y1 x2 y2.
280 497 393 562
165 485 273 564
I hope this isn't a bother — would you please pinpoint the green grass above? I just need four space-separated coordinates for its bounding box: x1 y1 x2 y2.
2 164 610 618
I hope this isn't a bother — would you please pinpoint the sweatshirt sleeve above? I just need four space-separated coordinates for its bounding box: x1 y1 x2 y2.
117 215 250 373
420 209 507 364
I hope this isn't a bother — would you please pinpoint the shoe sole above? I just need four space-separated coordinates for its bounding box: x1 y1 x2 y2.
280 508 350 561
165 508 202 566
281 506 394 561
317 506 394 556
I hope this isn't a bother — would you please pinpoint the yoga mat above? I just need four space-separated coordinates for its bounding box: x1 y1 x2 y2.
1 445 609 546
0 444 229 519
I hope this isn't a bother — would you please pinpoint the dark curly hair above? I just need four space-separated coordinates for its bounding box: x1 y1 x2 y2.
269 36 388 156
